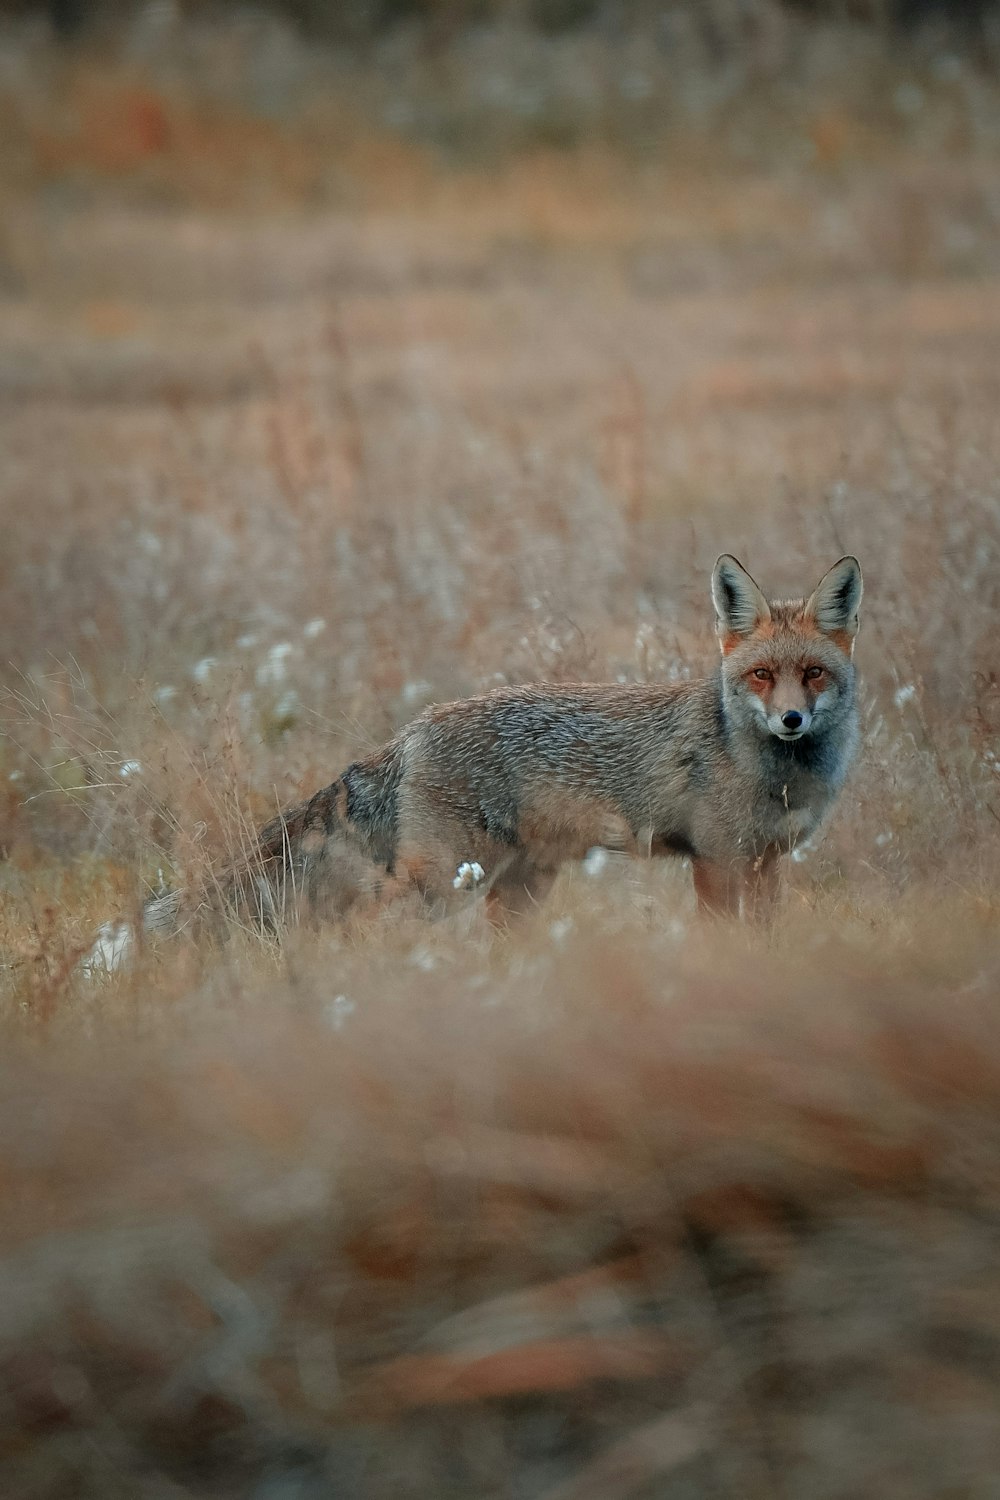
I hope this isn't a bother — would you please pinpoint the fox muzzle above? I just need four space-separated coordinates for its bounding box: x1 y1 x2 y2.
770 708 811 740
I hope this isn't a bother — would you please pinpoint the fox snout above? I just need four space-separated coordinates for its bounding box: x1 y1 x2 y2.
769 705 811 741
766 681 815 739
736 665 822 741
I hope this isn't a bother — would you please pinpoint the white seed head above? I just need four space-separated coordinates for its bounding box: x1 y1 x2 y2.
80 921 134 977
583 846 609 877
453 861 486 890
325 994 356 1031
256 643 294 687
402 679 434 706
192 656 218 684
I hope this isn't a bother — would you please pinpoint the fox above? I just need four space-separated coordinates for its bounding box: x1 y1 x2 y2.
131 553 861 949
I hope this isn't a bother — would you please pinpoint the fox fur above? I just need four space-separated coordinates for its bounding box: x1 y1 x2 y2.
142 554 862 937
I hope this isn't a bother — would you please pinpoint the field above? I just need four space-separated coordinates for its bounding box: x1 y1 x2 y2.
1 13 1000 1498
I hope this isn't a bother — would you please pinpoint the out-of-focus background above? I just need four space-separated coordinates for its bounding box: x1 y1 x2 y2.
1 4 1000 1497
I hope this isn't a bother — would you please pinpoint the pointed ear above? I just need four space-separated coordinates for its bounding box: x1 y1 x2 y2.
805 556 863 649
712 555 771 652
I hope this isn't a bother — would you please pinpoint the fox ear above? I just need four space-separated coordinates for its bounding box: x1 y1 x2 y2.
805 556 863 647
712 555 771 651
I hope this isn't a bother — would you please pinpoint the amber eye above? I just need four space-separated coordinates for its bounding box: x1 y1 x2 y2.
752 668 772 681
805 665 824 681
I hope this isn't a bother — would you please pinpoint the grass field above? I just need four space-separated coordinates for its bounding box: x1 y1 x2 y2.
1 15 1000 1498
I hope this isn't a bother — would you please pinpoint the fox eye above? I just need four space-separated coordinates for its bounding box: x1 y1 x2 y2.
752 668 772 681
805 665 824 680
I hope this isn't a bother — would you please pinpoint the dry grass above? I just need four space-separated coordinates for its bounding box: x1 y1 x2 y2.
1 17 1000 1498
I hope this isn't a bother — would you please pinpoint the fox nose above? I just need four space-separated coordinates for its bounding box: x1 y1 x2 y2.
781 710 803 731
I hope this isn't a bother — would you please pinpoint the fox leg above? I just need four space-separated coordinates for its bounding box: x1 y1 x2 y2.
393 842 460 911
394 832 552 928
744 849 781 926
393 826 511 916
485 861 558 927
691 858 743 918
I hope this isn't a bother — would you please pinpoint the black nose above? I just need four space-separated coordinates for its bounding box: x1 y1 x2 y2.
781 710 803 730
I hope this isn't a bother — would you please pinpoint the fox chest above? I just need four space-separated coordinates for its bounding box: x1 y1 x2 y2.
754 791 823 848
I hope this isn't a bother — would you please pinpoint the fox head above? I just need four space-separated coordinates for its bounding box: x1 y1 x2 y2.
712 554 863 743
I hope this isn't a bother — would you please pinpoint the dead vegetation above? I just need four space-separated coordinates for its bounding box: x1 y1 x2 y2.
0 14 999 1498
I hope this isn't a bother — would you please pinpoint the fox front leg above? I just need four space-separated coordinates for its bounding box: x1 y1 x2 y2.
743 849 781 927
484 862 558 927
691 858 743 918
